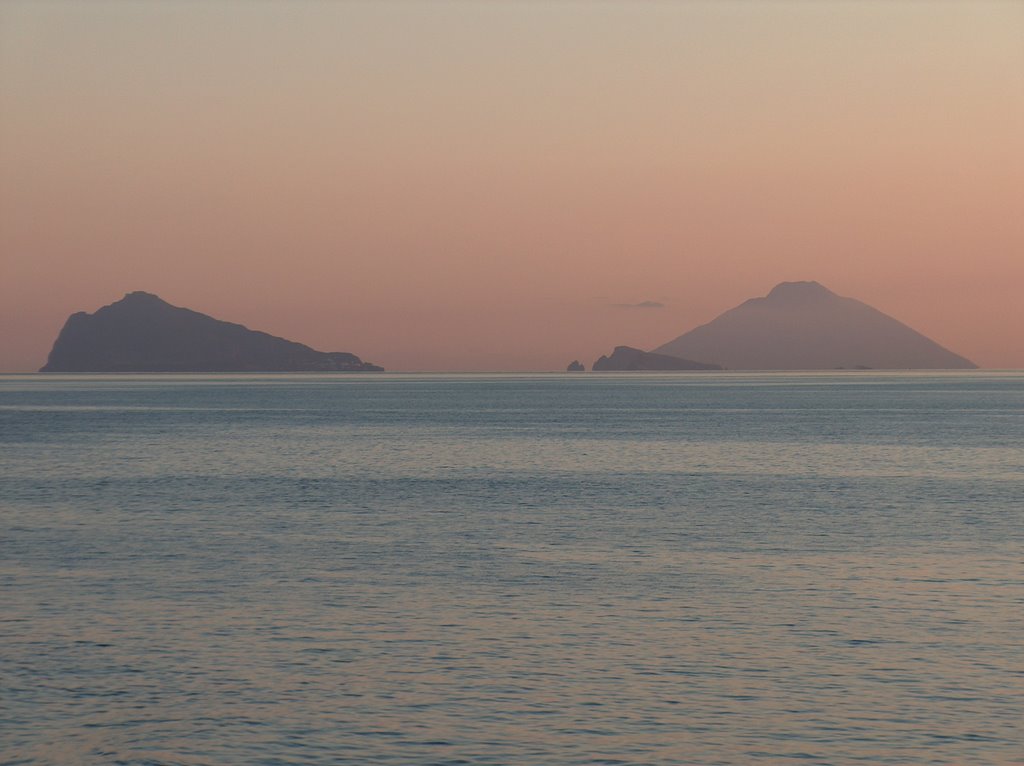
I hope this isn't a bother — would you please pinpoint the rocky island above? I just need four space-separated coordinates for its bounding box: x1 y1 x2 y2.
40 292 383 372
592 346 722 371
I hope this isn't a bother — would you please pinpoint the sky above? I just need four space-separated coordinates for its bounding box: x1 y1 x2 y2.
1 0 1022 371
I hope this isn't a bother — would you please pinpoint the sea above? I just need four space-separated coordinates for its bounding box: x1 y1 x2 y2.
1 372 1022 766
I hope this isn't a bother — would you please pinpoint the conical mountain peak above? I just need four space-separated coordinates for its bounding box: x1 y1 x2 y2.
653 281 976 370
765 281 835 302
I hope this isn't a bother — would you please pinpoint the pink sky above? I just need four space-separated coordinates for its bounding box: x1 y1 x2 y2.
2 1 1022 371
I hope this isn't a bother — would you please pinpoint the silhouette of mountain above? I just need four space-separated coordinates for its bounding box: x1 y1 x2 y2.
41 292 383 372
592 346 722 371
566 360 585 372
653 281 976 370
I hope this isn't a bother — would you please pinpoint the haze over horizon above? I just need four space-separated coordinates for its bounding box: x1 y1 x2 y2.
2 1 1022 371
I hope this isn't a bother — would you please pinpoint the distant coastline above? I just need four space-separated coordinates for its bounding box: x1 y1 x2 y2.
33 281 979 374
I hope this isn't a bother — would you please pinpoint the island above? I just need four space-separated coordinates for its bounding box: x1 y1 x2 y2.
40 291 383 372
653 281 976 370
592 346 722 371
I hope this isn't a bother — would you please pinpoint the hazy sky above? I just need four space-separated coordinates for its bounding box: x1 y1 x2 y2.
2 0 1022 371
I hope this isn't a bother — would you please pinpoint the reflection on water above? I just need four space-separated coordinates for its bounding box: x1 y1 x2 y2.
2 373 1023 764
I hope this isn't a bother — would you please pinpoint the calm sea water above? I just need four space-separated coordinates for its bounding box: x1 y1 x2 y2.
2 372 1022 766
